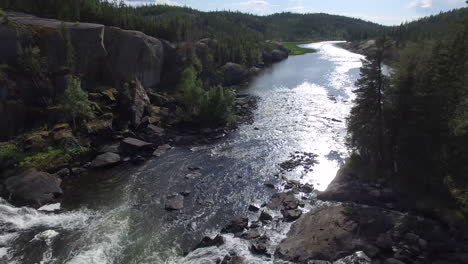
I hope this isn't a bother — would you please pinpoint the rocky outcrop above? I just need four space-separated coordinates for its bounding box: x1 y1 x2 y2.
263 41 289 64
119 80 151 127
104 27 164 88
90 152 121 168
221 62 246 86
3 171 62 208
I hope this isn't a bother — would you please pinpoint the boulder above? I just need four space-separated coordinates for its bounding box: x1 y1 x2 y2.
90 152 121 168
153 144 173 157
259 211 273 222
104 26 164 88
194 235 225 250
221 63 246 86
120 137 153 155
4 171 62 208
165 193 184 211
98 143 120 154
139 125 165 145
119 80 151 127
250 235 271 257
85 113 114 137
267 192 298 210
281 209 302 222
221 216 249 234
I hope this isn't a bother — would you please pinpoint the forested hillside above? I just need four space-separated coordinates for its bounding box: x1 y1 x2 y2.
0 0 383 42
347 5 468 222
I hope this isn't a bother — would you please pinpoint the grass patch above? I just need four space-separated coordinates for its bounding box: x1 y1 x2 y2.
20 146 90 171
282 41 318 56
0 142 23 161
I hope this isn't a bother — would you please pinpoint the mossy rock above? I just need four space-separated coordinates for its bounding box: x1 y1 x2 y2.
20 130 51 152
0 141 23 161
51 123 73 142
101 88 118 102
84 113 113 135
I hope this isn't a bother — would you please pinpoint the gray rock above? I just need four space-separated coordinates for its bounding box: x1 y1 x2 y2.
383 258 405 264
98 144 120 154
104 26 164 88
221 62 246 86
250 236 271 257
153 144 173 157
5 171 62 208
91 152 121 168
248 205 260 212
194 235 225 249
282 209 302 222
120 137 153 154
165 193 184 211
259 211 273 222
120 80 151 127
221 216 249 234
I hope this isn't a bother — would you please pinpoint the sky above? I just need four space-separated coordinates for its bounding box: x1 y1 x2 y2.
124 0 467 25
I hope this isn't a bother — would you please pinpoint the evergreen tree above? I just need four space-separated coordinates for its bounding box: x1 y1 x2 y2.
61 77 94 128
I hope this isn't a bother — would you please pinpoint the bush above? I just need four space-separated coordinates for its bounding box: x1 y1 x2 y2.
199 85 236 126
177 66 235 126
60 77 94 128
0 142 23 161
0 8 5 18
17 44 43 79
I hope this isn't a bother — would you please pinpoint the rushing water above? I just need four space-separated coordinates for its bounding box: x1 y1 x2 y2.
0 41 364 264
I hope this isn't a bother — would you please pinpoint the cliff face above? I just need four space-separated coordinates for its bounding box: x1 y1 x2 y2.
0 12 168 140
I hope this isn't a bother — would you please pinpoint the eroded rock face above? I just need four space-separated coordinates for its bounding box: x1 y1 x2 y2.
104 27 164 88
4 171 62 208
119 80 151 127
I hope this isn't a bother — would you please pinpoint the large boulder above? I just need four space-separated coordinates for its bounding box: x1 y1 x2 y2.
90 152 121 168
119 80 151 127
120 137 153 155
4 171 62 208
221 63 247 86
104 26 164 88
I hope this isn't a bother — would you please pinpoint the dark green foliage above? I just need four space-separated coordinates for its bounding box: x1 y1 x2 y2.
177 66 235 126
348 13 468 216
60 77 94 128
17 44 43 79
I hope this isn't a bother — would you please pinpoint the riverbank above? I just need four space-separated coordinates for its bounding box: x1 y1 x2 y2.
282 41 318 55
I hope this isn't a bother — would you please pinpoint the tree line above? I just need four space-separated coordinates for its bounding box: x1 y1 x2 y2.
347 8 468 218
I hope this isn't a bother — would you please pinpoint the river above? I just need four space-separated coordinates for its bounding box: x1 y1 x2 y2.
0 41 364 264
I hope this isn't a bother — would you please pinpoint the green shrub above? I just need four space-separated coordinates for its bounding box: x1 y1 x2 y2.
0 9 5 18
17 44 43 79
199 85 236 126
60 77 94 128
0 142 23 161
177 66 235 126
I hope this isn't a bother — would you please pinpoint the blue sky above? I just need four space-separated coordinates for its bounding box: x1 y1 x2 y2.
125 0 467 25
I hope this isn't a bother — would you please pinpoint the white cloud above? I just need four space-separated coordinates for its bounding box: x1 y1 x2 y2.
408 0 433 8
124 0 181 6
239 0 274 7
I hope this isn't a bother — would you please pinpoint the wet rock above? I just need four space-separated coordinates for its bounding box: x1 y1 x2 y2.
241 229 261 240
250 235 271 257
267 192 298 210
248 205 260 212
376 233 393 249
91 152 121 168
180 190 191 196
264 183 275 189
194 235 224 249
383 258 405 264
221 255 245 264
185 172 202 180
120 137 153 155
335 251 371 264
131 155 146 164
259 211 273 222
188 166 202 171
221 216 249 234
165 193 184 211
153 144 173 157
282 209 302 222
54 168 71 178
300 184 314 193
4 171 62 208
71 167 87 175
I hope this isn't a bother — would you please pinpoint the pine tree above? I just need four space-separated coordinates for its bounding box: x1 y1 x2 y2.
61 77 94 128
